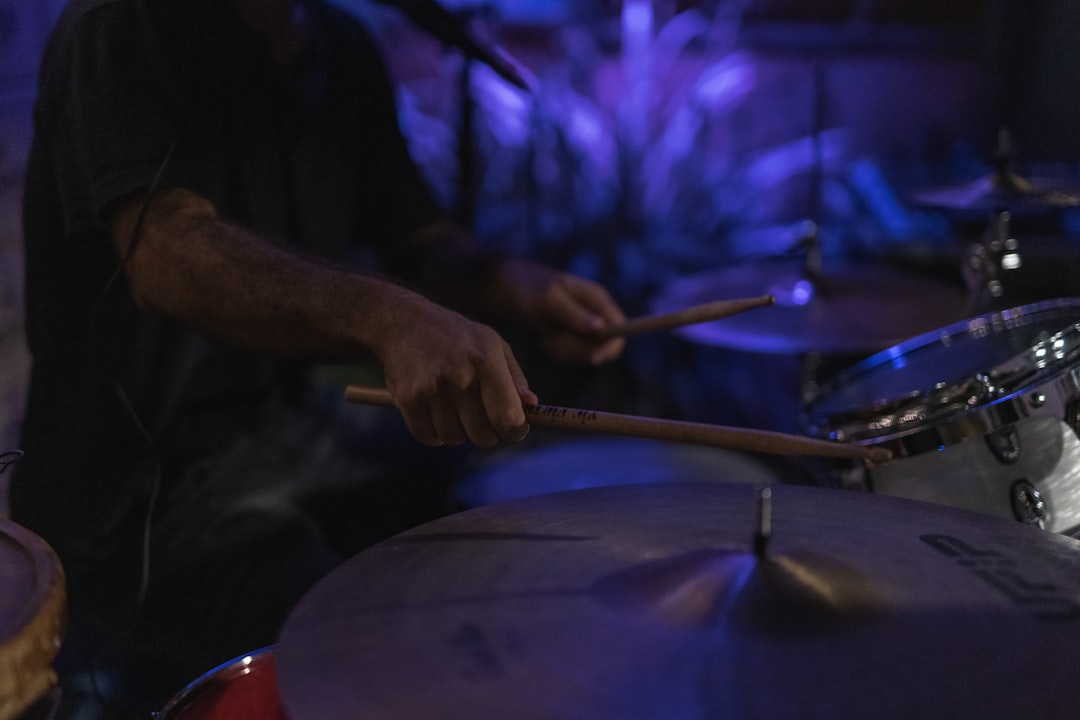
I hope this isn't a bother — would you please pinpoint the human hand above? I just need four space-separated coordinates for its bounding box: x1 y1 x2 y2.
375 291 538 448
494 258 627 365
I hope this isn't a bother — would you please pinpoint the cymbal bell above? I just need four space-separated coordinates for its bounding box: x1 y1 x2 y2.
911 170 1080 212
652 260 971 353
592 545 881 635
276 482 1080 720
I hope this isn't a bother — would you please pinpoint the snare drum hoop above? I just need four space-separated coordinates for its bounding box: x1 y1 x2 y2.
156 646 278 719
0 520 66 720
805 299 1080 456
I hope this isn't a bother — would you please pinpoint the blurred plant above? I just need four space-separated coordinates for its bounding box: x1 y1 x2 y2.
450 2 777 289
345 0 867 294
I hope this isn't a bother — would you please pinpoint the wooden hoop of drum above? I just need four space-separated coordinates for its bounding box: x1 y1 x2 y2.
157 646 286 720
0 519 65 720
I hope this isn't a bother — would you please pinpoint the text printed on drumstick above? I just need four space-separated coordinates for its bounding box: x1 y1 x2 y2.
343 385 887 461
526 405 599 424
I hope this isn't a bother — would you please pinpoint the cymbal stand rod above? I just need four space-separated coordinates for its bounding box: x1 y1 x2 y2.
992 126 1015 189
804 58 826 285
965 209 1011 313
802 220 823 288
752 484 773 557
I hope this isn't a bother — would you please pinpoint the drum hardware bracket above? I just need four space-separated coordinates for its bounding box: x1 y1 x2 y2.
1010 479 1048 529
965 210 1019 312
985 427 1021 464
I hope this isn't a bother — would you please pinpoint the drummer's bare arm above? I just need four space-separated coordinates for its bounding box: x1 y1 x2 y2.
388 220 627 365
109 186 534 448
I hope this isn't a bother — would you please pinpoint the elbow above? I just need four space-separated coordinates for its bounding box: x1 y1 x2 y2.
124 268 159 313
108 187 219 314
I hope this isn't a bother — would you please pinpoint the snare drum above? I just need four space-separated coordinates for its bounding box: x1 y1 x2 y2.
803 298 1080 535
457 436 807 508
157 647 286 720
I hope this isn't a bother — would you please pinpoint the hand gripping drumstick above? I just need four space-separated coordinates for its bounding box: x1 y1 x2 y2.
344 386 892 463
596 294 775 339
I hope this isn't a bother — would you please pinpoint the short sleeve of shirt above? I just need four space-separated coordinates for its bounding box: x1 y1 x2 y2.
36 0 188 238
35 0 443 253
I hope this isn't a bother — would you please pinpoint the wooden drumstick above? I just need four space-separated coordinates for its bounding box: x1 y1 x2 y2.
597 294 775 339
344 385 891 463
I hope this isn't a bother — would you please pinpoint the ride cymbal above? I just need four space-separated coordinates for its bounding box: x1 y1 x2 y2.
277 482 1080 720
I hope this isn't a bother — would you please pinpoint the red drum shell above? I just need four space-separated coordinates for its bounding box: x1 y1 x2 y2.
157 647 286 720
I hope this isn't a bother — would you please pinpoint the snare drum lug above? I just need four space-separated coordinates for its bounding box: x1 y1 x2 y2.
1011 479 1048 529
1067 397 1080 438
985 426 1021 464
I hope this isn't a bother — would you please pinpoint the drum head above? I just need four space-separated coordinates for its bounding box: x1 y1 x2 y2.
805 298 1080 442
457 437 804 508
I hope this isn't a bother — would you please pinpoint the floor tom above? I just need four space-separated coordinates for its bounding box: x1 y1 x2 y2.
157 647 285 720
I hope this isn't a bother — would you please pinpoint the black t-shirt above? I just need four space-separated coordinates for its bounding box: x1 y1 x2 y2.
13 0 442 561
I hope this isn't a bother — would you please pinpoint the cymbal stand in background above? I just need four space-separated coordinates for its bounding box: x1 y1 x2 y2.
962 208 1012 314
958 128 1075 314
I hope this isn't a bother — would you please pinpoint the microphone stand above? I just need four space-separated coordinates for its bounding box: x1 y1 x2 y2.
803 58 827 289
367 0 535 230
799 59 827 406
456 51 478 229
